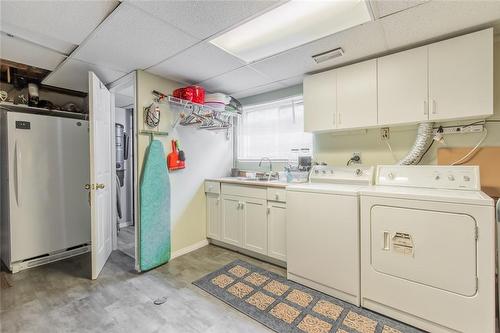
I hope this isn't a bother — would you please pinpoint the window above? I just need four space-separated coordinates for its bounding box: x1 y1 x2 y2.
237 96 313 160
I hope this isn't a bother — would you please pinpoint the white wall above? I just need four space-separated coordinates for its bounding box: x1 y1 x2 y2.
136 70 232 253
239 40 500 169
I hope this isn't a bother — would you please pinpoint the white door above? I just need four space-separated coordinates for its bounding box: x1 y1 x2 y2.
428 28 493 121
89 72 113 279
378 46 429 125
242 197 268 255
267 202 286 261
206 193 221 240
221 195 242 246
336 59 377 129
303 70 337 132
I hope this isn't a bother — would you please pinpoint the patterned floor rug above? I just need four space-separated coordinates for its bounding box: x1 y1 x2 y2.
193 259 425 333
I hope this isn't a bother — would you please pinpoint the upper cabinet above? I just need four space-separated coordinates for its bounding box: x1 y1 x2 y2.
428 29 493 121
378 46 429 125
303 28 493 133
304 70 337 132
337 59 377 129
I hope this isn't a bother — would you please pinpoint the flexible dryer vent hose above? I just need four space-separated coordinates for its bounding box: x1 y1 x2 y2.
398 122 434 165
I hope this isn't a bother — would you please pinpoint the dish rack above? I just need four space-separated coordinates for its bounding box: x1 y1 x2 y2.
153 91 241 131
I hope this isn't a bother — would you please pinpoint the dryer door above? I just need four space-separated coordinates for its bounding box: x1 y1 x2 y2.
371 206 477 296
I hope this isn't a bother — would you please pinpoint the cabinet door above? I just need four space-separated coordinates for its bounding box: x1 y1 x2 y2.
242 197 268 255
337 59 377 129
268 202 286 261
206 193 220 240
378 46 429 125
429 28 493 121
221 195 242 246
303 70 337 132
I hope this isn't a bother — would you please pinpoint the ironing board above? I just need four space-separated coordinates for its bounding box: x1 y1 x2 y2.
140 139 171 271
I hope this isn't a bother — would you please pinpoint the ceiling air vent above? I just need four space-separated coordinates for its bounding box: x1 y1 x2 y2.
312 48 344 64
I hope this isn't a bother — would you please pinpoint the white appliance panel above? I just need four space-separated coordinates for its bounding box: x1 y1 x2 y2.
361 193 495 333
7 112 90 261
287 190 360 304
371 205 477 296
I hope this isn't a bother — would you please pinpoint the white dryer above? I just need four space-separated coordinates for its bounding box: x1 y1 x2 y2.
286 165 374 306
360 165 495 333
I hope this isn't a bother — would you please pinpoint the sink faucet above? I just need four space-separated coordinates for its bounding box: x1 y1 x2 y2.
259 157 273 181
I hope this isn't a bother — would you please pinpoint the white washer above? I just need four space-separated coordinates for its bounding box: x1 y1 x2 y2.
286 165 374 306
360 165 495 333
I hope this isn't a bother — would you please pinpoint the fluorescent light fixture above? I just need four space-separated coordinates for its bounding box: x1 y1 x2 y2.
210 0 372 63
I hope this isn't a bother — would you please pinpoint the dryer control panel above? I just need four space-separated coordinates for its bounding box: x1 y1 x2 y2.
376 165 480 191
310 165 374 185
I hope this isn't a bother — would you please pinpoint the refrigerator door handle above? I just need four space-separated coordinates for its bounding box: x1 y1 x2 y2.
14 141 21 206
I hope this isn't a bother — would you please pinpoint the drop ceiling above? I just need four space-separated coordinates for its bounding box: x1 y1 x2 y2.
1 0 499 98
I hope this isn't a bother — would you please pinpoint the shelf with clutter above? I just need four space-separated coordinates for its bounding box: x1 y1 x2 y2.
151 86 242 131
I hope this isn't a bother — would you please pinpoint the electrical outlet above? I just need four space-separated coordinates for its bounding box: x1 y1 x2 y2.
380 127 390 140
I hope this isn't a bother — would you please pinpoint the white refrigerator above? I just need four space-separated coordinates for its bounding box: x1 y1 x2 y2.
1 111 91 273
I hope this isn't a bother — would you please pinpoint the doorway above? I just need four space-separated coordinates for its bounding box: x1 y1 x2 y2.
109 73 137 261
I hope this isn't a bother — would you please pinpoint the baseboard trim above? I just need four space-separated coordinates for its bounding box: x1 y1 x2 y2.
171 239 209 260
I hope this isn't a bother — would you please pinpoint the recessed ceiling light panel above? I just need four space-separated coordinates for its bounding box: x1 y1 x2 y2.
210 0 371 63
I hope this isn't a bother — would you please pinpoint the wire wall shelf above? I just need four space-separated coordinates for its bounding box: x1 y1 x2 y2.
152 91 240 131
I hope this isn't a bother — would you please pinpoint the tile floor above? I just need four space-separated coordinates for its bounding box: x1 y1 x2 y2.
0 245 283 333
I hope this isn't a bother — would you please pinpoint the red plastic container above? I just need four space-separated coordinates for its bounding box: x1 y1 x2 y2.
172 86 205 104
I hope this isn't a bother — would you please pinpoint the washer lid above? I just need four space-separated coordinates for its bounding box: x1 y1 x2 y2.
286 183 364 196
360 185 493 206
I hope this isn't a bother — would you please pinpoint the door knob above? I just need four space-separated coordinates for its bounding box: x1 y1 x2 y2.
96 183 105 190
84 184 92 190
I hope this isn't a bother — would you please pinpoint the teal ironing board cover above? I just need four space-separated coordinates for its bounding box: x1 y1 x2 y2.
140 140 171 271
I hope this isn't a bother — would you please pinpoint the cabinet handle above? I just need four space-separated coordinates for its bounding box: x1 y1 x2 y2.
432 100 437 115
423 101 428 115
267 206 271 215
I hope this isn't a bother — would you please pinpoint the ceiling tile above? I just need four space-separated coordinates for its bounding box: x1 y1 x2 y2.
42 58 127 93
72 4 199 72
0 22 76 54
147 42 246 84
380 1 500 49
278 75 304 88
0 33 66 70
231 81 287 99
199 66 273 94
250 20 388 82
370 0 428 19
127 0 280 40
0 0 118 45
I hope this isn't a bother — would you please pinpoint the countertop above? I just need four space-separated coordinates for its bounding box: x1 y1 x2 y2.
206 177 290 188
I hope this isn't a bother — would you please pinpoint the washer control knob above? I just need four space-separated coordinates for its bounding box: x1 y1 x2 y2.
314 169 319 174
435 175 440 180
387 172 395 180
322 170 326 174
448 175 455 181
355 169 362 176
463 175 470 182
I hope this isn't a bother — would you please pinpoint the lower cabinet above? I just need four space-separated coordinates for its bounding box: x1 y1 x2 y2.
206 182 287 262
221 195 242 246
242 197 268 255
206 193 221 240
267 201 286 261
